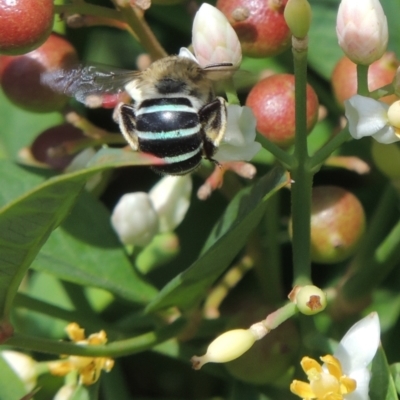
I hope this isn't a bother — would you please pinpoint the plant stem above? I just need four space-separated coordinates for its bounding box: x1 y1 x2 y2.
256 134 293 169
356 64 370 96
222 78 240 105
54 3 124 21
310 127 351 170
111 1 167 60
5 318 185 357
290 38 313 286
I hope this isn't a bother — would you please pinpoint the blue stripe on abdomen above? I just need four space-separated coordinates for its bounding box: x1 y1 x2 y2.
136 110 199 132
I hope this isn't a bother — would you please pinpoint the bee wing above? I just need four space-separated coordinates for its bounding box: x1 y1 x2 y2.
41 64 141 104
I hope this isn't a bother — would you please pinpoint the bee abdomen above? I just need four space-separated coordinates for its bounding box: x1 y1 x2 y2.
136 97 204 175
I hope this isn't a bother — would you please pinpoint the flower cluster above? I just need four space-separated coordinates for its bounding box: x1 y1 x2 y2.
111 175 192 247
48 323 114 386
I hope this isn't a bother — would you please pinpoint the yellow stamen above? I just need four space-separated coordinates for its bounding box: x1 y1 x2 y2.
320 355 342 379
48 323 114 386
290 379 316 398
291 355 357 400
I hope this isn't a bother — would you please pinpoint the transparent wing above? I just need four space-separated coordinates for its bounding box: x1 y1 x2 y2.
41 64 141 104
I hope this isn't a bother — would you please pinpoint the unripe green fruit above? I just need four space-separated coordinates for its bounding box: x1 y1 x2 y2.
289 186 366 264
0 0 54 55
224 303 299 385
217 0 291 58
246 74 319 148
371 141 400 180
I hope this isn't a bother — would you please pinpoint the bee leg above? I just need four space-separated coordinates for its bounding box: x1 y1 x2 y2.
199 96 227 163
116 102 139 151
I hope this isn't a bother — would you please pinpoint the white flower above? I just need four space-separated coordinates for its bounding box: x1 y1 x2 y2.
290 312 380 400
192 3 242 69
111 176 192 246
336 0 388 65
149 175 192 233
214 105 261 162
1 351 37 392
111 192 159 247
345 95 400 144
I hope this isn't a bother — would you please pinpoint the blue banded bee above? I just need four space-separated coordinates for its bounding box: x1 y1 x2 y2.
43 53 235 175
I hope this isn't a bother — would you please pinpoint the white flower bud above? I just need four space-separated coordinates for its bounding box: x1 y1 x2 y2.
215 105 261 162
192 3 242 69
191 329 257 370
336 0 388 65
1 351 37 392
111 192 159 247
149 175 192 232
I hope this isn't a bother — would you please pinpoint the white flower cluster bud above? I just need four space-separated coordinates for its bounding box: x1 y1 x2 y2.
111 175 192 247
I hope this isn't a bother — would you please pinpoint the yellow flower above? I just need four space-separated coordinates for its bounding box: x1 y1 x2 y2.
290 313 380 400
290 355 356 399
48 323 114 386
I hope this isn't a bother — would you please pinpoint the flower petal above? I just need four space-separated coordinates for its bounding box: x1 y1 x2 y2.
149 175 192 232
215 105 261 162
345 95 389 139
111 192 159 247
178 47 199 64
372 125 400 144
345 368 371 400
334 312 380 373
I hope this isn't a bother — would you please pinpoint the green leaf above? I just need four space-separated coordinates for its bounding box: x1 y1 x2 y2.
146 167 287 312
0 148 164 320
390 363 400 395
370 345 398 400
381 0 400 55
0 354 27 400
31 191 158 304
0 89 63 160
0 161 52 209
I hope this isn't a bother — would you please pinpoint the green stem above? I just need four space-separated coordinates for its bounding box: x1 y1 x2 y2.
4 318 185 357
256 134 293 169
111 1 167 60
264 302 297 329
54 3 124 21
290 40 313 286
262 192 284 302
310 127 351 170
369 83 395 100
356 64 370 96
222 78 240 105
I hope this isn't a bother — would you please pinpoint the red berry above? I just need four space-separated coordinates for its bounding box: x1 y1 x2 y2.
217 0 291 58
332 53 399 107
246 74 319 148
0 34 78 113
307 186 365 264
0 0 54 55
30 124 85 170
